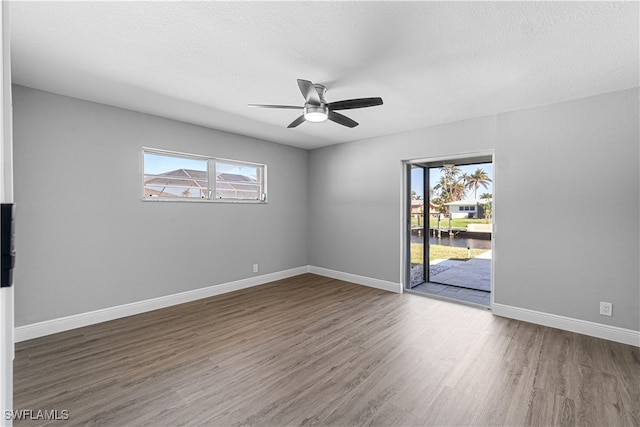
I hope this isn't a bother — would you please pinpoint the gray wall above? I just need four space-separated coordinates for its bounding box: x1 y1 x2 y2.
309 88 639 331
12 85 309 326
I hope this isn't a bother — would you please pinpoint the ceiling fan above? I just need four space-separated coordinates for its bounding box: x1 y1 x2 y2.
248 79 383 128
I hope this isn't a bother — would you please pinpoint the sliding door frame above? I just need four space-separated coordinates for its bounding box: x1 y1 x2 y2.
404 164 429 289
402 150 495 308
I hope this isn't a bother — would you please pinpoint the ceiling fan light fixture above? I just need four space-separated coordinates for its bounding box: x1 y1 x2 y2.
304 105 328 122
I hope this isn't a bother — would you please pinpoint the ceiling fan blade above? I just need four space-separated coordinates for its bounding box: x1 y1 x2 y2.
287 115 306 128
248 104 303 110
328 111 358 128
297 79 321 105
328 97 383 111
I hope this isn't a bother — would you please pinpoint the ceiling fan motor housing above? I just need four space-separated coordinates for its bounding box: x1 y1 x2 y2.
313 84 327 104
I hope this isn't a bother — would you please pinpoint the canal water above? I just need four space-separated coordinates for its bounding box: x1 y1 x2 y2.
411 232 492 250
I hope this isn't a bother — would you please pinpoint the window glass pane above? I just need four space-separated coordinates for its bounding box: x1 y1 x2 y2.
144 152 208 199
215 161 262 200
142 149 266 203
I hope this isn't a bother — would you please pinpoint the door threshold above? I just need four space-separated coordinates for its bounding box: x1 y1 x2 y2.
406 283 491 310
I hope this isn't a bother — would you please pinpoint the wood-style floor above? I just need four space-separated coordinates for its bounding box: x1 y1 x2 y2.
14 274 640 426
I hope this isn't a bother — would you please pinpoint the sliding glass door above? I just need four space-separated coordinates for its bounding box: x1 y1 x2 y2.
405 154 494 307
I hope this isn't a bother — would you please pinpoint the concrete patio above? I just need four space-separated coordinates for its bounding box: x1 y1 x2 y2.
411 250 492 306
429 250 492 292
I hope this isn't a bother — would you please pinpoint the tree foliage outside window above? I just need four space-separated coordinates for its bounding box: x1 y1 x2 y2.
431 164 492 215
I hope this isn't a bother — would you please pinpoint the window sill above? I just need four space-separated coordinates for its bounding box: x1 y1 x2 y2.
141 197 267 204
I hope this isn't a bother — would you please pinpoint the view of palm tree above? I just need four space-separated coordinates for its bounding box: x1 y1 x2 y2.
466 168 492 199
429 163 492 214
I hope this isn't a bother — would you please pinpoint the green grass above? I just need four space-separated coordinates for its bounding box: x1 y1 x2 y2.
411 243 486 264
430 217 490 228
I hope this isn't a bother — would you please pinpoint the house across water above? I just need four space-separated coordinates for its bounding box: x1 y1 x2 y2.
444 198 491 219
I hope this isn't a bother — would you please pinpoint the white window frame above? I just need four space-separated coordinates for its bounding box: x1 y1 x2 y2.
142 147 267 203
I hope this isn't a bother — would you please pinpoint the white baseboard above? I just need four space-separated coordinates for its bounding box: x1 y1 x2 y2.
492 303 640 347
14 266 310 342
308 266 402 293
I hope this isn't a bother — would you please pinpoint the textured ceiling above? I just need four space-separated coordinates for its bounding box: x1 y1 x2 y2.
9 1 639 150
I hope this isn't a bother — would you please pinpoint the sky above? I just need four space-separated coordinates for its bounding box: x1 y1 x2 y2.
412 162 493 200
144 152 206 174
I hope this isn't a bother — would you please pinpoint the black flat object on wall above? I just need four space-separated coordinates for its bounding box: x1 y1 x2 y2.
1 203 15 288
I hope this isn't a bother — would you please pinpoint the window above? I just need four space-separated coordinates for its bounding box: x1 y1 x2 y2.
144 151 209 199
143 148 267 203
214 160 264 201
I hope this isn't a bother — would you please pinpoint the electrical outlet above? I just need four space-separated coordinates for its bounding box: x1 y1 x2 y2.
599 302 612 317
253 264 259 273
